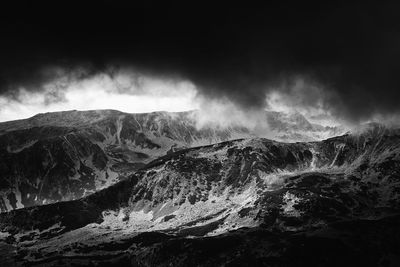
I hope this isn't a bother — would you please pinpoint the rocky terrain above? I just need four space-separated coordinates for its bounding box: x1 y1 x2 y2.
0 110 250 212
0 109 341 212
0 124 399 266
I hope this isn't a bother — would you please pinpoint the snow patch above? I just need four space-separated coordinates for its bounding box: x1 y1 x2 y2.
282 192 302 217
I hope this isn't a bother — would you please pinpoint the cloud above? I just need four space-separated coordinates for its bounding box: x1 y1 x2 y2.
0 70 198 122
0 2 400 125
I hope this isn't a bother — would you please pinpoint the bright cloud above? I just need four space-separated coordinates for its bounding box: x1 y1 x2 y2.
0 71 199 122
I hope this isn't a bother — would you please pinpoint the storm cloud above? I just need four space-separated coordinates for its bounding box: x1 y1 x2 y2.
1 1 400 123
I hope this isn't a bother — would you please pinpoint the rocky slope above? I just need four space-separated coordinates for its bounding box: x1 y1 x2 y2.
0 110 251 212
0 109 342 212
0 125 399 266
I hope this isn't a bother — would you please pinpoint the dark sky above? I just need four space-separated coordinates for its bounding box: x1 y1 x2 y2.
1 1 400 122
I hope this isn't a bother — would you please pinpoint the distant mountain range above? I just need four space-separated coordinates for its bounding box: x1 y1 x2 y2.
0 109 344 212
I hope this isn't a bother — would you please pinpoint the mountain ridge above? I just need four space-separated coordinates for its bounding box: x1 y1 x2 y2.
0 127 400 265
0 109 343 213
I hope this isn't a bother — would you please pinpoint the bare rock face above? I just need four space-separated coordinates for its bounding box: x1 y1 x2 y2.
1 126 400 266
0 109 343 213
0 110 255 212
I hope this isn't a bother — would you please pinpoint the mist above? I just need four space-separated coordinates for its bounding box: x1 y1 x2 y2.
1 65 397 136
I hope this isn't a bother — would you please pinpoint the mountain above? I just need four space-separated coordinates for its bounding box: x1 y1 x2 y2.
0 110 251 212
264 110 344 141
0 109 342 213
0 126 399 266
